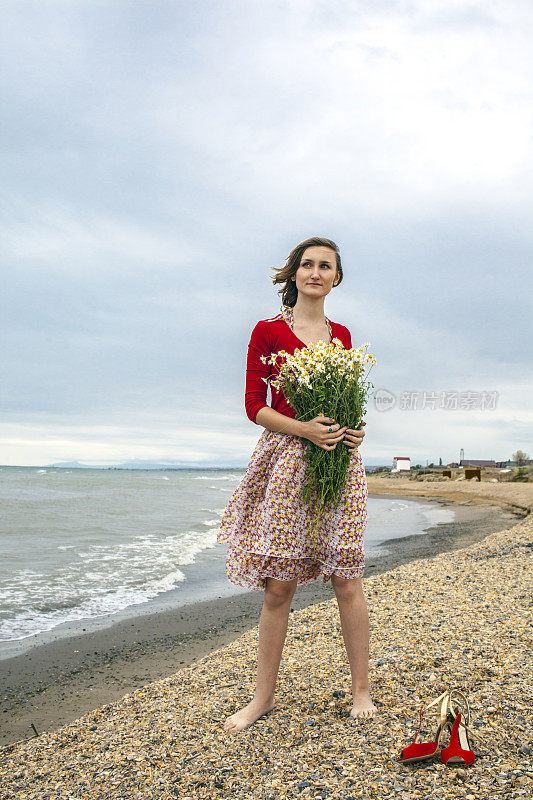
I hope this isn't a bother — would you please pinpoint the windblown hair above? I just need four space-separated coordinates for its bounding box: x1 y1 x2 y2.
271 236 343 308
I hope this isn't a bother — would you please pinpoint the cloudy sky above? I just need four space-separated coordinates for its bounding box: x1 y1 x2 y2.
1 0 532 468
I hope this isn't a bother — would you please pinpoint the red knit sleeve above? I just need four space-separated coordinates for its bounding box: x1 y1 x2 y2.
345 328 352 349
245 320 270 423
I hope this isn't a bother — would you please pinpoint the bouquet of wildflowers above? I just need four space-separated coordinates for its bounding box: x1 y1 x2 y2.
261 338 376 528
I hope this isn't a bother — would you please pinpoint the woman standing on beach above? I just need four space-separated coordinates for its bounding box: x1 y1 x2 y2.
217 236 377 732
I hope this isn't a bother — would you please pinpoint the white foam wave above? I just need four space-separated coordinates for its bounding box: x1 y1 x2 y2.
0 569 186 642
200 518 221 527
200 507 226 517
193 474 242 481
0 528 219 642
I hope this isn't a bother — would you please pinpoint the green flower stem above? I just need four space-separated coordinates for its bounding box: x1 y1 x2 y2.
270 347 376 530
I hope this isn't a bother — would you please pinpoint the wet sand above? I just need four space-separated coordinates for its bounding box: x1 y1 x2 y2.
0 487 520 746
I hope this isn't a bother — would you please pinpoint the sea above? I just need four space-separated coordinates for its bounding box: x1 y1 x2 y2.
0 465 455 654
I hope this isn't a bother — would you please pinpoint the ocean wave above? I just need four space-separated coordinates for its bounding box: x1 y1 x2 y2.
0 528 219 642
193 474 243 481
0 569 186 642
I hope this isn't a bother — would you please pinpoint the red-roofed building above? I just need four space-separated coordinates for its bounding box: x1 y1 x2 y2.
392 457 411 472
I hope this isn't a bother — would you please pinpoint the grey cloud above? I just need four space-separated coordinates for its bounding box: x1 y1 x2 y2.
1 0 531 465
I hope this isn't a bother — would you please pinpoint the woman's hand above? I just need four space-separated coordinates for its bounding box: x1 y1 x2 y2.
300 415 347 451
342 421 366 451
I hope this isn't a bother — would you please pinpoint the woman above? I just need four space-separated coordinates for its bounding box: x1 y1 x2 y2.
217 236 377 733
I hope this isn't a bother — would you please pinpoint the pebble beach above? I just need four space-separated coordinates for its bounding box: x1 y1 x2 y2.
1 478 531 799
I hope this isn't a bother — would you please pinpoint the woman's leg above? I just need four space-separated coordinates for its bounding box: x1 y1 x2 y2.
331 574 378 719
223 576 298 732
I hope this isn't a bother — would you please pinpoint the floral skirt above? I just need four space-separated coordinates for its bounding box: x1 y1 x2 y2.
217 428 367 591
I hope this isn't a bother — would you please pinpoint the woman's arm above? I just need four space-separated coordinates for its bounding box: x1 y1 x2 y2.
244 320 271 423
244 321 306 435
254 405 307 436
245 320 349 447
256 406 348 450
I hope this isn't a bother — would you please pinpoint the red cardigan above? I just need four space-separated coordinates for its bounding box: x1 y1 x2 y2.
245 311 352 424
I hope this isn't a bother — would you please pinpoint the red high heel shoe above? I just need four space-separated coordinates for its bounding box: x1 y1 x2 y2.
399 690 452 764
440 688 485 766
440 711 475 765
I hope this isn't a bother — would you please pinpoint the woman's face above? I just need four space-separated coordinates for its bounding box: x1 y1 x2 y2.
293 246 339 299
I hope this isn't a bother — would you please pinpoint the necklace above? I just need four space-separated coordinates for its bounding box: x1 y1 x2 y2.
280 305 332 343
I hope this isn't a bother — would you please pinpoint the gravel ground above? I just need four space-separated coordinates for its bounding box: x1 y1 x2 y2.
1 479 531 800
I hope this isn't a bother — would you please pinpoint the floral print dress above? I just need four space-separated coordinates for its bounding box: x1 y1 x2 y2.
216 309 367 590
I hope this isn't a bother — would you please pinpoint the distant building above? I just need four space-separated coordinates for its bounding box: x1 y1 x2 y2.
392 457 411 472
495 459 532 468
459 459 496 467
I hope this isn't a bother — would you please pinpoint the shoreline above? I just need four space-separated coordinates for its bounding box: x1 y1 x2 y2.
0 487 521 746
0 479 531 800
0 491 463 661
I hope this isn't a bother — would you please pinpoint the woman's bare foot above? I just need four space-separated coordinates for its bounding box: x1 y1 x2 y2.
223 697 275 733
349 689 378 719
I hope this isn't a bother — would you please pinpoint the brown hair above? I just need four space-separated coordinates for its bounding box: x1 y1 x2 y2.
270 236 343 308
